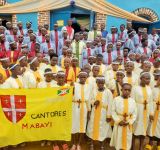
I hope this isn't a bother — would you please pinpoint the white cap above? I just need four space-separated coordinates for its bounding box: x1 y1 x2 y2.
29 57 37 65
0 57 9 61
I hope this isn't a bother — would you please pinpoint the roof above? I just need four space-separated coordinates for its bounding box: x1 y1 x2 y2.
0 0 150 23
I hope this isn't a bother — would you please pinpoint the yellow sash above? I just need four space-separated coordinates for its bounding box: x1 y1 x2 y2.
122 99 128 150
80 85 85 133
47 83 51 88
61 57 64 69
33 71 42 86
152 92 160 136
142 87 148 135
51 66 57 73
93 91 103 140
127 77 132 85
11 51 14 63
15 78 23 89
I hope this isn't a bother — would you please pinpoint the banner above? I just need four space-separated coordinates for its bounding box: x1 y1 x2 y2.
0 87 73 147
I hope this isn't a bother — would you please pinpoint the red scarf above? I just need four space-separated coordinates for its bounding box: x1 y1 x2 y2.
108 52 112 65
102 45 105 53
5 69 10 78
66 26 72 38
38 31 41 36
139 35 142 43
117 49 121 56
14 35 18 42
120 32 123 39
42 36 45 43
47 42 51 49
19 29 24 35
18 43 22 51
87 48 91 57
9 30 13 35
31 41 36 52
112 34 115 44
143 47 147 54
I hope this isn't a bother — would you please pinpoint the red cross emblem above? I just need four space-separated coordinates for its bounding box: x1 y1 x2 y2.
0 95 26 123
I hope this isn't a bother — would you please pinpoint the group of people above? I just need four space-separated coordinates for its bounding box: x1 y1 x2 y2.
0 18 160 150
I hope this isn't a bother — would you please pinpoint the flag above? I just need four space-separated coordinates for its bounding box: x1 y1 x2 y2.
0 87 73 147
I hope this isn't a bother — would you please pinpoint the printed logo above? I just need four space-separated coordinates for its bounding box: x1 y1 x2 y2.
57 88 70 96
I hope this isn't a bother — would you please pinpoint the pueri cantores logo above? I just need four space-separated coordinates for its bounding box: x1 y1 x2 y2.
0 95 26 124
57 88 70 96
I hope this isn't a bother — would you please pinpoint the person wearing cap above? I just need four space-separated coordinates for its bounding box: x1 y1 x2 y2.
148 28 159 44
136 38 152 57
6 41 20 63
123 61 138 87
22 29 33 44
88 56 96 68
23 22 32 37
147 72 160 150
122 47 130 63
60 30 68 48
37 68 56 88
95 54 106 76
50 24 62 54
106 26 118 46
86 75 113 150
96 38 107 54
131 72 154 150
152 58 160 74
71 71 91 150
71 57 80 82
23 57 43 88
0 34 10 57
0 57 11 80
61 19 74 40
3 64 24 89
71 33 85 67
18 55 28 75
6 26 19 43
37 28 47 44
63 57 75 85
0 26 5 35
103 43 116 66
119 24 128 42
81 40 95 67
113 41 123 58
5 22 13 36
110 83 137 150
133 27 144 48
88 23 101 41
49 53 61 74
124 29 135 52
40 34 55 55
87 65 100 91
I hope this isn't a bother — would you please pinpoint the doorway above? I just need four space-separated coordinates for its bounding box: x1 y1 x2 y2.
132 21 150 33
0 15 12 27
71 13 90 33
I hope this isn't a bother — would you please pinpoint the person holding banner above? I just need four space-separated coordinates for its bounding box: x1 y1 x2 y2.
86 75 113 150
3 63 24 89
37 68 56 88
110 83 137 150
23 57 43 88
71 71 91 150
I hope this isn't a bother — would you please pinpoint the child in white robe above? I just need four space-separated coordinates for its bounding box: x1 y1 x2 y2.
37 68 56 88
71 71 91 150
131 72 154 150
110 83 137 150
86 75 113 150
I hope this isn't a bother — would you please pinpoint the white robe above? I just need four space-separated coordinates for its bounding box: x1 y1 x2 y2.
23 69 43 88
86 88 113 141
72 83 91 134
110 96 137 150
147 87 160 138
131 85 154 136
3 76 24 89
37 80 57 88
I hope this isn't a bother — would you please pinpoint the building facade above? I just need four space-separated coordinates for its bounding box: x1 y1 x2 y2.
0 0 159 33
